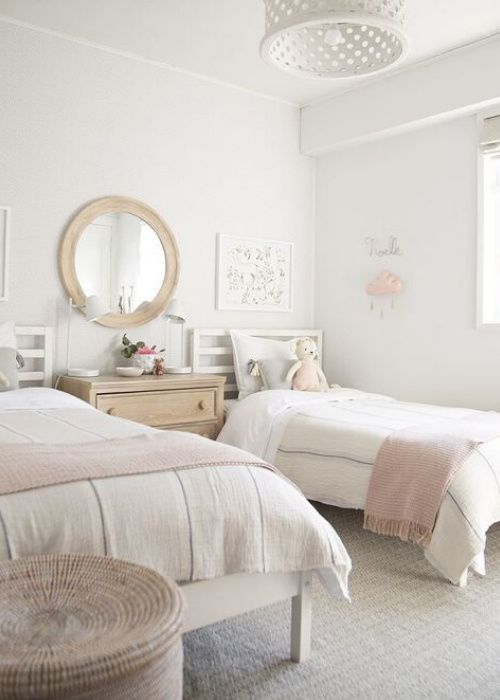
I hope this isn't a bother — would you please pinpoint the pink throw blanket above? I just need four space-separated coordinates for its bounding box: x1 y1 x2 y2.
0 431 281 496
364 412 500 547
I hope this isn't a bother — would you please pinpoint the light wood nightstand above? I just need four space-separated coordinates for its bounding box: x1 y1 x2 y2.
57 374 226 439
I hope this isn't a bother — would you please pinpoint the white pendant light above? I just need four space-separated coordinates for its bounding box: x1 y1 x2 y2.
260 0 408 79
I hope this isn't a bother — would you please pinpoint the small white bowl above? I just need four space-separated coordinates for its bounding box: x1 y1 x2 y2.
116 366 144 377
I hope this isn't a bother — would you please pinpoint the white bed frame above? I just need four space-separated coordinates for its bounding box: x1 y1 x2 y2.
11 326 314 661
187 328 325 659
191 328 323 398
182 570 313 662
15 326 53 386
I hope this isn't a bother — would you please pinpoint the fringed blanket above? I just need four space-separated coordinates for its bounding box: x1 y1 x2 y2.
364 412 500 547
0 430 281 496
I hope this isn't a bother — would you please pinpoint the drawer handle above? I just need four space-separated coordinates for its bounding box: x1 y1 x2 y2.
107 408 118 416
198 400 208 411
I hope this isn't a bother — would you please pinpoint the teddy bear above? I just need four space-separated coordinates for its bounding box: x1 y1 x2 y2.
286 337 329 392
153 356 166 376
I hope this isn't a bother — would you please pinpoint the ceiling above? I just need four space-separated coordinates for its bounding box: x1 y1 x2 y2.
2 0 500 106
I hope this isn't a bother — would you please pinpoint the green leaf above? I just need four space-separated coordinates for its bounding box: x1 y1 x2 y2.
136 341 146 349
122 334 130 346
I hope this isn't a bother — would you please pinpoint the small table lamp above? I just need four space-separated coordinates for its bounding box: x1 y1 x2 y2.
164 299 191 374
66 295 110 377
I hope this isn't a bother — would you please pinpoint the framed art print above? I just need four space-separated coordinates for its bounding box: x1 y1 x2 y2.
216 234 293 312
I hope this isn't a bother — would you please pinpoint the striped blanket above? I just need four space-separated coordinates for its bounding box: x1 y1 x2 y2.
219 389 500 585
0 389 351 599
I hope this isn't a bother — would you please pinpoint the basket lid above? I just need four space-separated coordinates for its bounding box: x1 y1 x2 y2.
0 554 184 698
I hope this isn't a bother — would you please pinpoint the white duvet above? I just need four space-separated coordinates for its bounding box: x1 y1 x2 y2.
219 389 500 585
0 388 351 598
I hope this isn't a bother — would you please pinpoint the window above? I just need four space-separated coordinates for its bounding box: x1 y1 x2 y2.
479 115 500 324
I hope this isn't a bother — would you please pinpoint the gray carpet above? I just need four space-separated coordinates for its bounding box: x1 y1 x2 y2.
183 504 500 699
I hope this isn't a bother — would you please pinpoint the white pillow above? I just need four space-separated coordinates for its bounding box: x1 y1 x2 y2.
230 331 297 399
258 358 294 391
0 348 19 392
0 321 16 349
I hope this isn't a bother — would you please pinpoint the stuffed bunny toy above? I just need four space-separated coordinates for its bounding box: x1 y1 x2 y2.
286 337 328 392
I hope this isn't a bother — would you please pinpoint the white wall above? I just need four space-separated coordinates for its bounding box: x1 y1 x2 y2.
315 116 500 410
301 34 500 156
0 22 314 373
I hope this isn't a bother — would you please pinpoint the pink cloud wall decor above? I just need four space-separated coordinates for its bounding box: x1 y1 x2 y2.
366 270 403 296
366 270 403 319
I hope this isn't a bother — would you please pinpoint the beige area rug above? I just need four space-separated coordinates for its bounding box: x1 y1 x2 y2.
183 504 500 699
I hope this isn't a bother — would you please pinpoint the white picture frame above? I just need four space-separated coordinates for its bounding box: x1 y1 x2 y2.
0 207 9 301
216 234 293 312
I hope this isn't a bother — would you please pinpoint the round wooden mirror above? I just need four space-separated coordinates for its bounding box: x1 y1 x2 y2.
59 197 180 328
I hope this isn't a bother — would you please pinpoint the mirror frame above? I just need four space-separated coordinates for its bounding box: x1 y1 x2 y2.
59 196 180 328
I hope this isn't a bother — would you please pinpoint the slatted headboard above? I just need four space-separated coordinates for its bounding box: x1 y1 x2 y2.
15 326 53 387
191 329 323 398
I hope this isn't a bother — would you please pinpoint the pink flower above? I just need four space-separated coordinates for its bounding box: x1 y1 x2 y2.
136 346 156 355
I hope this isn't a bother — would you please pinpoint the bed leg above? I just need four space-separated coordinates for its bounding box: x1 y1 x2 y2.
458 569 468 588
290 571 312 663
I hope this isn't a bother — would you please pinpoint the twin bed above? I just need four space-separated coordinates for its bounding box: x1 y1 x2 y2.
194 328 500 588
0 326 351 664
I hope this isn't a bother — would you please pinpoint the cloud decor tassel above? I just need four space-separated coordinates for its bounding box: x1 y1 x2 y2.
366 270 403 319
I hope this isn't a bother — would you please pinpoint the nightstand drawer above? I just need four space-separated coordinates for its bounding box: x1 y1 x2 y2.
96 389 216 428
176 422 218 440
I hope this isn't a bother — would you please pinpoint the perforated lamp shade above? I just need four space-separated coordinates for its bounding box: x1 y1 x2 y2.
260 0 408 78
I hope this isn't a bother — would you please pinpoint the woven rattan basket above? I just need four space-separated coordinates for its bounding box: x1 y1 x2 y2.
0 554 184 700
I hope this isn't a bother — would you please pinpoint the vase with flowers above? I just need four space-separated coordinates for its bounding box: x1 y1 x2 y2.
121 334 165 375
